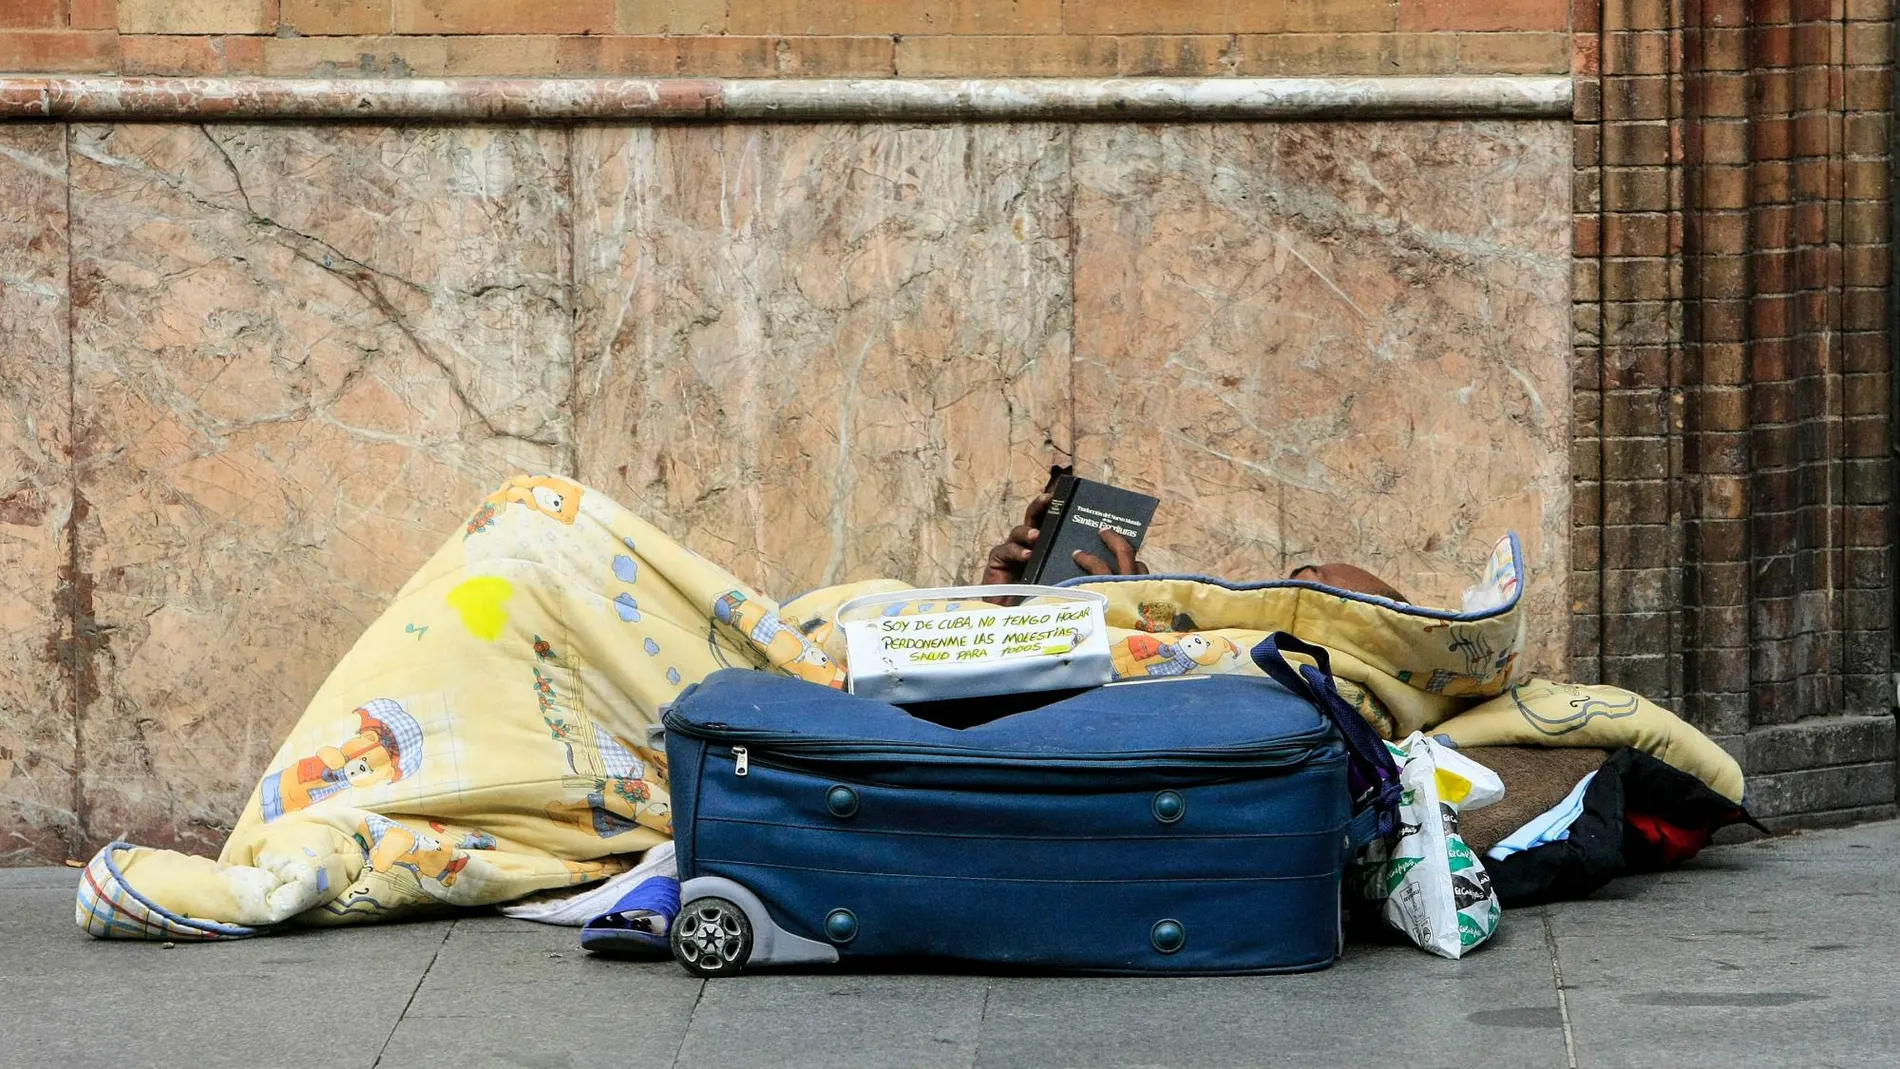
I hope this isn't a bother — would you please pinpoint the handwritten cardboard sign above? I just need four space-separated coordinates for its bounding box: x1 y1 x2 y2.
838 586 1113 703
872 603 1097 665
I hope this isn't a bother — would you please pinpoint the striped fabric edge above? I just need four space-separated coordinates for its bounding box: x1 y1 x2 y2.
74 841 259 941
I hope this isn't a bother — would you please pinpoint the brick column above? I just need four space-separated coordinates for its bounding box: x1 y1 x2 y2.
1841 0 1896 720
1682 1 1751 740
1580 0 1897 824
1576 0 1690 707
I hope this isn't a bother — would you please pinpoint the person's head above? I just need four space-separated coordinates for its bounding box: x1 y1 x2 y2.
1288 563 1408 604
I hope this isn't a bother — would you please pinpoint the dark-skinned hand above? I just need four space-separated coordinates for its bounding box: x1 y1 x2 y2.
1072 528 1151 577
979 491 1055 587
980 486 1151 599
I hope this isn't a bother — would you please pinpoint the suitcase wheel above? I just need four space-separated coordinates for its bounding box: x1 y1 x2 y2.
671 895 754 977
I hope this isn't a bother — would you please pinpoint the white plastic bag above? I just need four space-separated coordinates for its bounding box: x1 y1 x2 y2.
1349 732 1504 959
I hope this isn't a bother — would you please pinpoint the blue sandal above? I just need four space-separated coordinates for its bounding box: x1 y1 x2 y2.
579 875 681 955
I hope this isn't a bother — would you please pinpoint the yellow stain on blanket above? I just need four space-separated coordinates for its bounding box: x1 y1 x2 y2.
448 576 514 641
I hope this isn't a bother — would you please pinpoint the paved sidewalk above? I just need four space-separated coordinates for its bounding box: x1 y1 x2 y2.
3 820 1895 1069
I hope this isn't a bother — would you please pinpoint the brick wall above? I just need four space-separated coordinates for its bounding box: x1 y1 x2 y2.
1574 0 1897 827
0 1 1577 76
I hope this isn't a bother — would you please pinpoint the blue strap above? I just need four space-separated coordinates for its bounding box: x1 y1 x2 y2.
1343 808 1385 854
1250 632 1404 848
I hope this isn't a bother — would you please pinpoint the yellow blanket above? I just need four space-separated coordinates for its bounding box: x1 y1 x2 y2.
75 474 1742 940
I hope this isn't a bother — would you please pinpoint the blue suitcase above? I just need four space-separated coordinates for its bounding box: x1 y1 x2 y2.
660 633 1400 976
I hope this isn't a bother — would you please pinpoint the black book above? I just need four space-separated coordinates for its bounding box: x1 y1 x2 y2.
1019 475 1160 586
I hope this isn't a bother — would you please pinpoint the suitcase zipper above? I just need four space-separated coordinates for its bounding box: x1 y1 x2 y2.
670 711 1334 766
725 744 1337 778
710 739 1333 776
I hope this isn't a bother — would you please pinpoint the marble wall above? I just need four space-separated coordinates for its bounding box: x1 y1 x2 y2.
0 125 78 865
66 124 574 854
1 118 1571 859
571 124 1074 595
1069 124 1571 626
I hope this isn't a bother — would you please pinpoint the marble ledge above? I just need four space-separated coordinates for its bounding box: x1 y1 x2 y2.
0 76 1573 123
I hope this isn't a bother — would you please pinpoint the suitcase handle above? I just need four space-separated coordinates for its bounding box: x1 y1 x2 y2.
1250 632 1403 851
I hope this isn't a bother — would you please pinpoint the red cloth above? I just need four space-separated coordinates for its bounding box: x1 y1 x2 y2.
1627 809 1718 866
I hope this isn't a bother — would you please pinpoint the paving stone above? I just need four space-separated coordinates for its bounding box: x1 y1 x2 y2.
1557 925 1900 1069
379 1007 694 1069
0 866 79 890
676 973 989 1069
976 943 1566 1069
0 951 430 1069
1546 825 1900 941
404 917 702 1020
